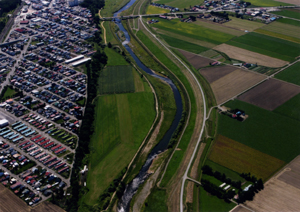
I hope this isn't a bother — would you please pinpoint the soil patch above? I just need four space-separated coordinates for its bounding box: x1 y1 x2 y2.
214 44 288 67
178 49 214 70
237 78 300 111
0 184 64 212
199 65 237 83
211 69 266 104
277 155 300 189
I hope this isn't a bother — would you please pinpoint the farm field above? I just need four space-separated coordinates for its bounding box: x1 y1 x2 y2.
219 99 300 162
177 49 213 70
146 5 169 14
210 69 266 104
159 34 209 54
200 49 219 58
245 156 300 212
223 17 265 31
98 65 135 94
83 92 155 205
192 19 245 36
198 65 237 84
247 0 292 6
198 187 236 212
276 18 300 27
255 22 300 43
156 28 217 48
275 62 300 86
208 135 285 180
227 32 300 62
213 44 288 67
154 0 204 10
273 93 300 121
152 18 235 45
237 78 300 111
104 47 129 66
271 9 300 19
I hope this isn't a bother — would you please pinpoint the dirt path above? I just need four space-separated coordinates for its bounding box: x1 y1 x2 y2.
98 9 107 44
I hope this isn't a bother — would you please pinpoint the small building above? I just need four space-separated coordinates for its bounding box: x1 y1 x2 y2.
0 119 9 128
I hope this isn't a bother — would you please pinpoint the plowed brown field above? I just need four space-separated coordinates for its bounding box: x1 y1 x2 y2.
210 69 266 104
179 49 214 70
199 65 237 83
214 44 288 67
238 78 300 111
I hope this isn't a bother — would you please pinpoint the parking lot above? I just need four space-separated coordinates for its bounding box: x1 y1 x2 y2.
0 0 95 207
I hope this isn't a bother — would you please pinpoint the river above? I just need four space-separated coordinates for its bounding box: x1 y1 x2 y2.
113 1 183 211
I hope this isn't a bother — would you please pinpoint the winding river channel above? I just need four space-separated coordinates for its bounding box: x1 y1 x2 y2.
114 1 183 211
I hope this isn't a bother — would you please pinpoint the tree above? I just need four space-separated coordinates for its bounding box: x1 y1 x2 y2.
202 165 213 175
107 42 112 48
257 178 264 190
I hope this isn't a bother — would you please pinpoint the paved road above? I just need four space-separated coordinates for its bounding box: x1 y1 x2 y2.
138 16 207 212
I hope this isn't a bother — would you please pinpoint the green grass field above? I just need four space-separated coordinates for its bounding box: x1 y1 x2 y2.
154 0 204 10
159 34 208 54
153 18 235 45
275 62 300 86
146 5 169 14
209 135 285 180
274 93 300 122
83 92 155 205
223 17 265 31
198 187 236 212
143 187 168 212
247 0 291 6
227 32 300 61
255 28 300 43
2 87 17 100
98 65 135 94
276 18 300 27
218 100 300 163
271 9 300 20
193 20 245 36
104 47 129 66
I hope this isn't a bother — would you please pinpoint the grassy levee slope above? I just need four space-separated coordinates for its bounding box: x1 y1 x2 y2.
275 62 300 86
274 93 300 122
271 9 300 19
153 18 235 45
105 47 129 66
83 92 155 205
219 100 300 163
227 32 300 62
209 135 285 180
159 34 209 54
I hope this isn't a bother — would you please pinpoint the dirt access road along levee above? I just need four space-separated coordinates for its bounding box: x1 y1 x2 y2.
98 9 107 44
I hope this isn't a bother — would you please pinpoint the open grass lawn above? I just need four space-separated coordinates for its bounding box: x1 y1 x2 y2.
219 100 300 163
100 0 130 16
223 17 265 31
98 65 135 94
152 18 235 45
154 0 204 10
159 34 208 54
204 160 244 182
104 47 129 66
227 32 300 62
146 5 169 14
198 187 236 212
83 92 155 205
275 62 300 86
208 135 285 180
247 0 291 6
274 93 300 122
276 18 300 27
2 87 17 100
271 9 300 20
255 28 300 43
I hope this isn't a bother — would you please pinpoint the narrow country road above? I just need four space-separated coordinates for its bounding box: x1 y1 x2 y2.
98 10 107 44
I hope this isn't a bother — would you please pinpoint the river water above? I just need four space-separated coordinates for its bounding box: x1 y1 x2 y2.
113 2 183 211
